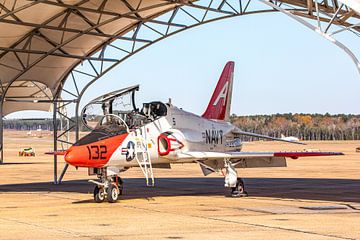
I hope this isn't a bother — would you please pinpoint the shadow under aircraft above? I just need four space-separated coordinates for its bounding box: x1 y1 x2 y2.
1 177 359 204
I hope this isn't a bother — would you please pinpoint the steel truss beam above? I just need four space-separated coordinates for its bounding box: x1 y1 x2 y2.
0 47 121 62
260 0 360 73
0 0 358 181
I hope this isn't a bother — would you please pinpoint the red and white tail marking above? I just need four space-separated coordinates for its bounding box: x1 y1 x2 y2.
202 61 234 121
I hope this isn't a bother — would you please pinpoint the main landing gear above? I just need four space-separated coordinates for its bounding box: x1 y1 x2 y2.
89 169 123 203
224 160 248 197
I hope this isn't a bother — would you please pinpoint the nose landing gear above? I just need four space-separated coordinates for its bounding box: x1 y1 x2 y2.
90 169 123 203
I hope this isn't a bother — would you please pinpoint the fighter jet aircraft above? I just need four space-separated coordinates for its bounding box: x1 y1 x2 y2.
63 61 343 203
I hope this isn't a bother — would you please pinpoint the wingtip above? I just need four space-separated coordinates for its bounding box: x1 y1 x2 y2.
274 151 345 158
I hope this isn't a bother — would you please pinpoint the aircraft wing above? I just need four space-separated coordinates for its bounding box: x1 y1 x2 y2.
176 151 344 160
175 151 344 175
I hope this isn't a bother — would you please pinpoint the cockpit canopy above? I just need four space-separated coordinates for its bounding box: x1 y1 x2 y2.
81 85 168 133
141 101 167 119
81 85 139 130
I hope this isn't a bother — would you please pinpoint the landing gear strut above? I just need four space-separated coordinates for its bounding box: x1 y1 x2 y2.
224 159 248 197
90 168 123 203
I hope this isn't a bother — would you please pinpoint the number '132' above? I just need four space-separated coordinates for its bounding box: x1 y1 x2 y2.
87 145 107 160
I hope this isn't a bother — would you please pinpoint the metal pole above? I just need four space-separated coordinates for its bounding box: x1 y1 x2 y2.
75 100 79 142
0 99 3 164
58 163 69 183
57 100 78 184
53 101 58 184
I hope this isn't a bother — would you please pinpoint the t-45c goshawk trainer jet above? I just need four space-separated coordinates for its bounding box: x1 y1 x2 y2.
60 61 343 203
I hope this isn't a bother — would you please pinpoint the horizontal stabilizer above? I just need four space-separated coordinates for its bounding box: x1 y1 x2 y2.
232 129 306 145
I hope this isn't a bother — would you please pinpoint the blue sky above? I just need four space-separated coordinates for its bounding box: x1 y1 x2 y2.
7 12 360 119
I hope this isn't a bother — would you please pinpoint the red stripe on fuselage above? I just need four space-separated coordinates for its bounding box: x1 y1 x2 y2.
65 133 128 168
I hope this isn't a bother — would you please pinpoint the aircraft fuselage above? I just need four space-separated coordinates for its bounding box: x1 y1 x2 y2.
65 105 242 170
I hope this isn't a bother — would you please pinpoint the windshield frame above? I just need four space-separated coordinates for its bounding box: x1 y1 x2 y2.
81 85 139 130
96 114 129 133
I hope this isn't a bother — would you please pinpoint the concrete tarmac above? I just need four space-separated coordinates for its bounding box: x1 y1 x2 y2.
0 131 360 240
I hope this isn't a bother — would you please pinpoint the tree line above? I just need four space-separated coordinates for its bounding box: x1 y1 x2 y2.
230 113 360 141
3 118 55 131
3 118 88 131
3 113 360 140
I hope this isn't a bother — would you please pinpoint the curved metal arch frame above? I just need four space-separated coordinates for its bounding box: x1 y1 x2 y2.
62 0 360 106
56 0 360 109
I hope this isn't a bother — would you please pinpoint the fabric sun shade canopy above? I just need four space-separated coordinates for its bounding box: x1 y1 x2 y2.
0 0 180 115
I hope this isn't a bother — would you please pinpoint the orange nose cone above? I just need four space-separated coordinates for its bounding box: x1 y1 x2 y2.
64 149 71 164
64 147 87 167
64 144 113 168
64 148 75 165
64 133 129 168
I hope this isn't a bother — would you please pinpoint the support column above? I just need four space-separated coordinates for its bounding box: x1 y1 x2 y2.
57 99 79 184
0 99 3 164
53 101 58 184
75 100 80 142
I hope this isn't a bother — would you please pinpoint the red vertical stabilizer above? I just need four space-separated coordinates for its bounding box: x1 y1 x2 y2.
202 61 234 121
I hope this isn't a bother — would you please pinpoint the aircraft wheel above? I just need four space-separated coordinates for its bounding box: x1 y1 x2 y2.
112 176 124 195
94 186 105 203
231 178 248 198
106 183 119 203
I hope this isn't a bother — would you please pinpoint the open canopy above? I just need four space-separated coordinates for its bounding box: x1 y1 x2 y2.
81 85 139 129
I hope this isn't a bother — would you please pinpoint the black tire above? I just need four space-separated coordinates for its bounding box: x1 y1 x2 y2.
231 178 248 197
106 183 119 203
94 186 105 203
